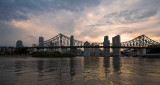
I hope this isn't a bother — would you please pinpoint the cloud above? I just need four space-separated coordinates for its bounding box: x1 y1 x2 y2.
77 0 160 42
9 9 80 39
104 9 157 24
0 0 100 21
0 22 26 46
0 0 160 46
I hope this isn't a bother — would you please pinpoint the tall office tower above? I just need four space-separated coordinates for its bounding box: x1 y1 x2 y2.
112 35 121 56
103 36 110 56
39 36 44 47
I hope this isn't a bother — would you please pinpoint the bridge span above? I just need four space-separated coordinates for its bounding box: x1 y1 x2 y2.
38 33 160 47
36 33 160 56
0 34 160 56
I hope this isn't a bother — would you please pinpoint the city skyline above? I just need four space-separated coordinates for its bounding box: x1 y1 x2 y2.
0 0 160 46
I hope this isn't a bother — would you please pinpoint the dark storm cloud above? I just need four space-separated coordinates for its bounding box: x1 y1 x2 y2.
78 27 106 39
0 22 26 46
0 0 100 21
133 0 160 11
25 35 37 39
117 28 133 34
104 9 157 24
0 0 160 46
87 24 106 27
0 0 100 46
103 0 160 24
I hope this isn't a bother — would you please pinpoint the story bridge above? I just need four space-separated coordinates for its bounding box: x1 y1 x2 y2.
0 33 160 56
41 33 160 48
43 33 84 47
121 34 160 48
36 33 160 56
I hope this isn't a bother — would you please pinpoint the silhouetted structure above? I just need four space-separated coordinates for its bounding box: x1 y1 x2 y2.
39 36 44 47
84 41 90 56
33 33 160 56
112 35 121 56
121 34 160 47
16 40 23 47
70 35 77 54
103 36 110 56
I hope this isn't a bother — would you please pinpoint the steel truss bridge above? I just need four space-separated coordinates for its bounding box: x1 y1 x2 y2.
121 35 160 47
44 33 160 48
0 34 159 49
40 33 160 48
44 33 84 47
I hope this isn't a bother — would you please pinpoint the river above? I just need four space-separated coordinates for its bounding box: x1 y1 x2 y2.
0 56 160 85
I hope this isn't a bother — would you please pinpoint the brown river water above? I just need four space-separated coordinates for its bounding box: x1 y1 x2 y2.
0 56 160 85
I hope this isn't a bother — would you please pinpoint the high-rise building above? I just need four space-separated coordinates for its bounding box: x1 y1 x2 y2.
39 37 44 47
16 40 23 47
103 36 110 56
112 35 121 56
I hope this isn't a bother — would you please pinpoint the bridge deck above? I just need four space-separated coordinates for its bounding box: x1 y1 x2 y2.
1 46 159 49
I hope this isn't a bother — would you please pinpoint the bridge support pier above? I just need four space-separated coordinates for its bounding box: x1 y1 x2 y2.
70 35 77 55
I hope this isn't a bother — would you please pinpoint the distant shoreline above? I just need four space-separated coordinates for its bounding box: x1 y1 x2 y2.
0 55 32 57
1 54 160 58
142 54 160 58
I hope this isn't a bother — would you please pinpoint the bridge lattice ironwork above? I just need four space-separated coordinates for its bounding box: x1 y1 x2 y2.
43 34 160 47
121 35 160 47
44 33 84 47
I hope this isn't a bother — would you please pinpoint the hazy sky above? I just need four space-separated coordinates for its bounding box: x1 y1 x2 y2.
0 0 160 46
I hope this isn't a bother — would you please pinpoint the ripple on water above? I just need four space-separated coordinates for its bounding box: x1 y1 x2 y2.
0 57 160 85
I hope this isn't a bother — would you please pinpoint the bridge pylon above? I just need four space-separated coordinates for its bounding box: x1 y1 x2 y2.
70 35 77 54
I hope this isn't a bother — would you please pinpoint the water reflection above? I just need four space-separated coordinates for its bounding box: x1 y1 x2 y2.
84 57 99 68
37 60 44 76
112 57 121 72
35 58 79 84
15 61 22 72
14 61 26 76
69 57 76 80
0 57 160 85
103 57 110 71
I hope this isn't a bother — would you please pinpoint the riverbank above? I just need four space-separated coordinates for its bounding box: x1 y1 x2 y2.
142 54 160 58
0 55 32 58
32 52 75 57
0 52 75 58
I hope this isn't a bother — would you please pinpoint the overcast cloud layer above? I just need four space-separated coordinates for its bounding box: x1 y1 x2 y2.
0 0 160 46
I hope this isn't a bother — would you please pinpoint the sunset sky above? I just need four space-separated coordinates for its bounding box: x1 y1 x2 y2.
0 0 160 46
